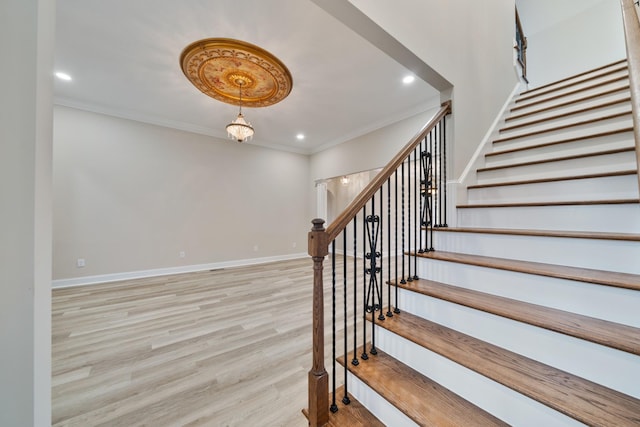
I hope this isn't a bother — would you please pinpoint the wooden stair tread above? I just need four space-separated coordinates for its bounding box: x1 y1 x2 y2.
303 386 385 427
501 96 630 132
415 250 640 291
456 198 640 209
512 75 629 111
432 226 640 242
391 278 640 355
468 170 638 189
507 85 630 121
377 312 640 426
490 127 633 153
338 348 508 426
467 169 638 189
478 146 635 172
519 59 627 97
517 63 628 102
493 111 632 144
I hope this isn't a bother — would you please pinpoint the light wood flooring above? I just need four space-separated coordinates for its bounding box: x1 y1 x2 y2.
52 257 353 427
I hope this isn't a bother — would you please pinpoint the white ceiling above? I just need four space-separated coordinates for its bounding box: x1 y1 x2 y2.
54 0 440 154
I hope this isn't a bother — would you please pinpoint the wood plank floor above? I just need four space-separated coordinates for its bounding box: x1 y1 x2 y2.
52 257 351 427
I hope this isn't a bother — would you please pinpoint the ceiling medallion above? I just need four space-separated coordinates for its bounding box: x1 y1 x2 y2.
180 38 293 108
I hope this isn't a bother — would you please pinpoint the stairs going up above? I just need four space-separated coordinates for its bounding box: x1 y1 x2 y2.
324 59 640 426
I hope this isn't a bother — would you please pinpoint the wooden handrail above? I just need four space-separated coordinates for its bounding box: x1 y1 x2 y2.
620 0 640 194
325 101 452 242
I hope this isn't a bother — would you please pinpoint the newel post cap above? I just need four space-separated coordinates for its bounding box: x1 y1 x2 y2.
308 218 328 257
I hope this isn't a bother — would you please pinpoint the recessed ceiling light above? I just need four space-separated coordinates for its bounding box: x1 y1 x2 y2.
296 133 305 140
55 72 72 81
403 75 415 85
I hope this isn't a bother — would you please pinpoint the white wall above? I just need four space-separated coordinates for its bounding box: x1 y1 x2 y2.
0 0 53 425
308 107 439 224
348 0 518 179
520 0 626 88
53 106 310 281
310 107 439 182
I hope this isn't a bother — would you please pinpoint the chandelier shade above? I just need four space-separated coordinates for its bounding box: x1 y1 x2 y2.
226 115 254 142
225 81 254 142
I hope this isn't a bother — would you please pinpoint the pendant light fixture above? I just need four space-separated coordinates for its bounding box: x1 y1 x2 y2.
226 80 254 142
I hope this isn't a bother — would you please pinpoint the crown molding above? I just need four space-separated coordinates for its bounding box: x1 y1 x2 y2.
53 97 313 155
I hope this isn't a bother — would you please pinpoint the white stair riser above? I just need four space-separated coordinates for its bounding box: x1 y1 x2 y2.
416 257 640 327
495 114 632 146
395 288 640 397
486 132 635 168
435 228 640 274
346 374 418 427
456 204 640 233
506 90 631 127
468 175 639 205
375 328 584 427
514 78 629 114
499 104 631 140
476 151 637 184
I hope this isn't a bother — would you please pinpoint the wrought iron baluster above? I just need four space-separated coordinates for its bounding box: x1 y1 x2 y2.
378 188 385 321
352 217 359 366
422 132 433 252
442 117 448 227
361 206 368 361
365 195 380 355
342 231 350 405
394 170 400 314
438 121 444 227
407 155 413 283
401 162 406 285
428 129 434 250
330 240 338 413
413 148 419 281
387 178 392 317
414 145 418 255
431 126 442 227
419 137 425 254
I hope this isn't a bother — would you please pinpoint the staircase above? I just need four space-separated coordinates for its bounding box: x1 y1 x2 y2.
319 60 640 426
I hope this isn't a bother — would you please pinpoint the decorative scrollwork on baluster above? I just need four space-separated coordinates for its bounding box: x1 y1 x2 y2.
421 149 433 246
364 215 382 314
364 213 383 355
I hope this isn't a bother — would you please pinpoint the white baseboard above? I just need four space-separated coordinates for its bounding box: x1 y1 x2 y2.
52 252 308 289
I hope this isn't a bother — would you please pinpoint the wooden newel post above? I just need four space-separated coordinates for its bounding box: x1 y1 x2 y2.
308 218 329 427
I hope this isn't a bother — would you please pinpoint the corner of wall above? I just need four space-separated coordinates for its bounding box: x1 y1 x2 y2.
451 81 523 209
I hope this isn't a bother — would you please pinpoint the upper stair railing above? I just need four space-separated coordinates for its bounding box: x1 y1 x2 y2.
621 0 640 193
515 7 528 82
306 101 451 426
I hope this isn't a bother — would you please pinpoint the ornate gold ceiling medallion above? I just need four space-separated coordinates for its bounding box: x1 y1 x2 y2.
180 38 293 108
